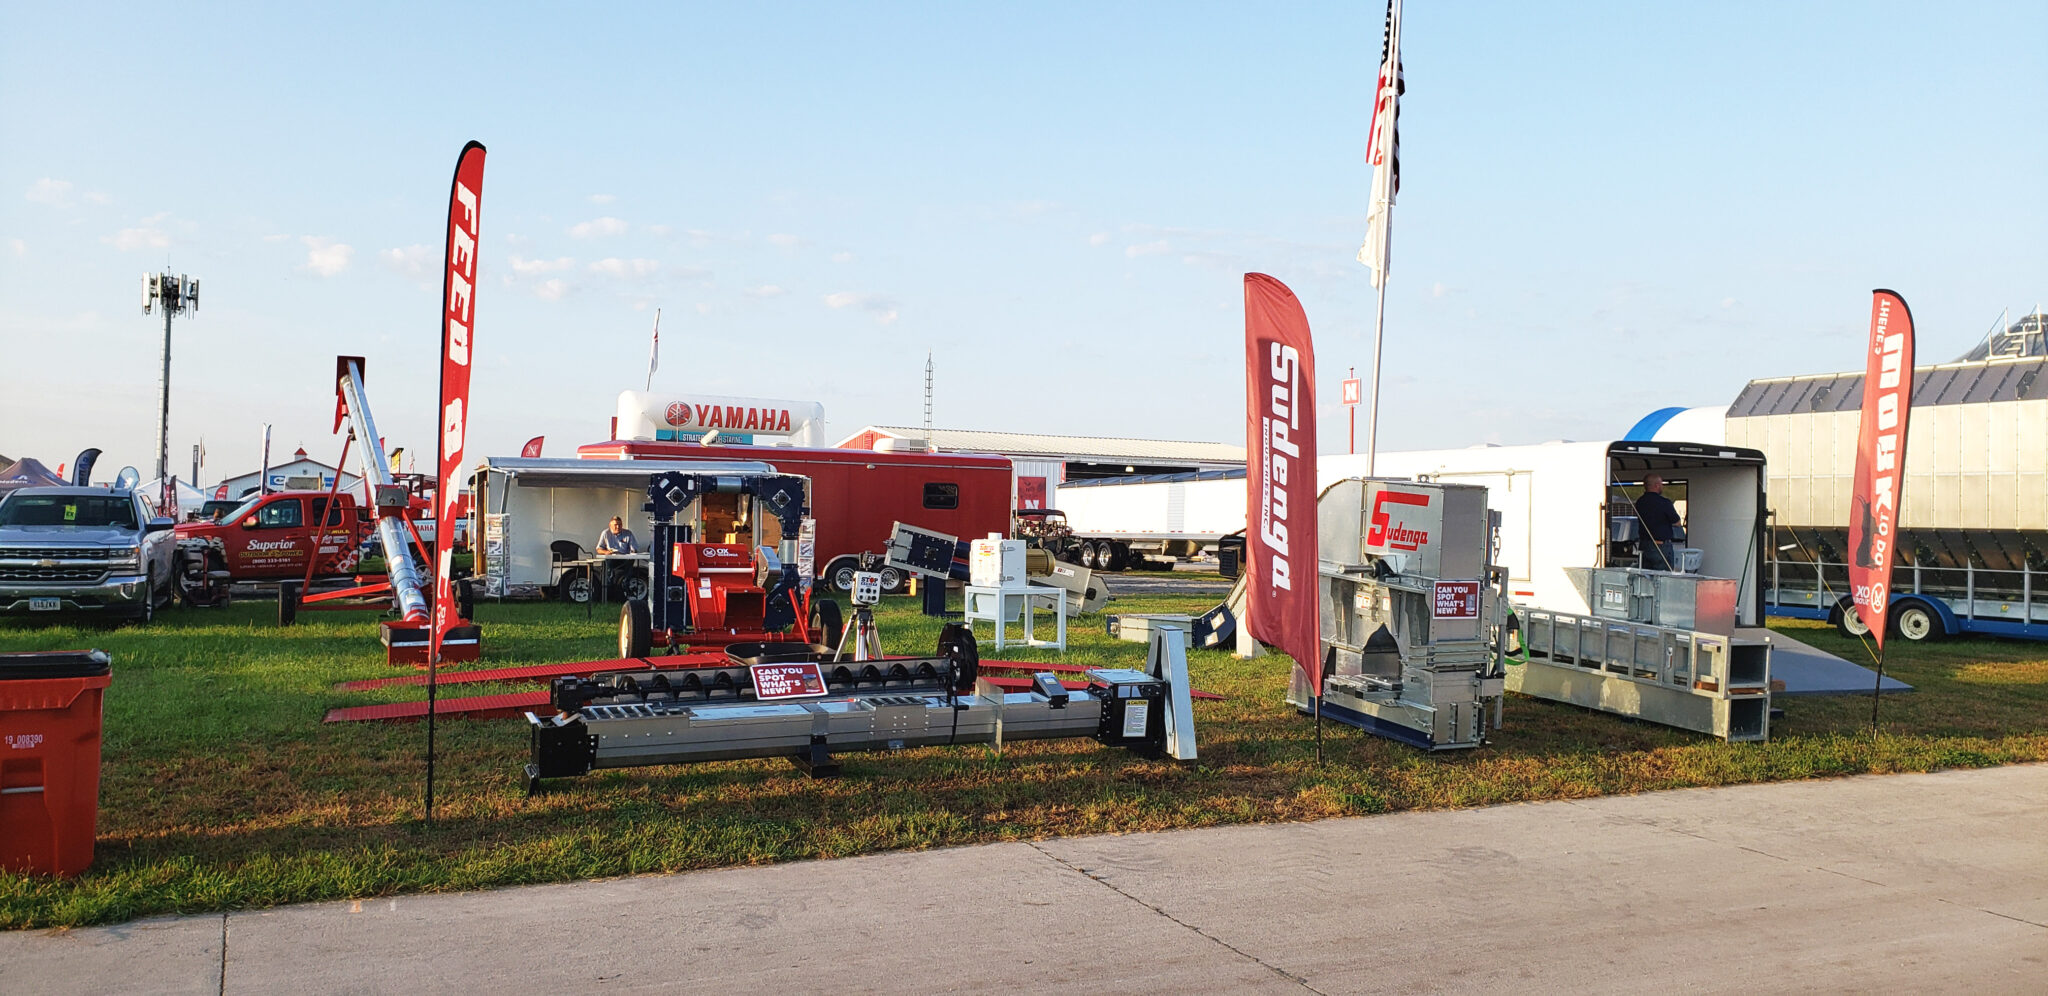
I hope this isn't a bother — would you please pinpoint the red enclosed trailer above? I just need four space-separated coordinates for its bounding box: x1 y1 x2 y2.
575 440 1012 592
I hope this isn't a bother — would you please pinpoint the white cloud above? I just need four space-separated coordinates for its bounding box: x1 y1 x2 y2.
1125 240 1171 257
568 216 629 239
646 224 673 237
7 238 24 257
588 257 661 278
1088 232 1110 247
588 193 616 205
534 279 569 301
830 251 855 263
1432 282 1447 298
1720 297 1738 309
510 255 575 276
823 291 900 325
104 226 169 252
26 178 111 207
25 178 72 205
745 284 787 299
301 236 353 277
767 233 807 251
380 244 435 280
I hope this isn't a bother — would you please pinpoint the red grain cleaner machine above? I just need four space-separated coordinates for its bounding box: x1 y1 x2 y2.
617 469 840 658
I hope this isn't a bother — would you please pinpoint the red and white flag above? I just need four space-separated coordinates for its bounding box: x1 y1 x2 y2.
1357 0 1404 287
1244 274 1321 690
431 141 485 663
521 436 544 458
1847 289 1915 649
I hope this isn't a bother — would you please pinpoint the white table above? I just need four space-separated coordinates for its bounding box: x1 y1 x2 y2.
963 585 1067 651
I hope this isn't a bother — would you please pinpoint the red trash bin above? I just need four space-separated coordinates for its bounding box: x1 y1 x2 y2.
0 650 112 878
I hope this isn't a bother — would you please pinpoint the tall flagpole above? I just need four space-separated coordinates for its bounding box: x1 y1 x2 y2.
1359 0 1401 477
1366 275 1389 476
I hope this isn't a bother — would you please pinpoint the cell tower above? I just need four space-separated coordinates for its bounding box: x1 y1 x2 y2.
142 271 200 498
923 351 934 448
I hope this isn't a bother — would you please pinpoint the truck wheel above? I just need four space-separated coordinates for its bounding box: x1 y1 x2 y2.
1834 601 1871 638
1094 540 1122 571
1079 543 1099 569
622 574 649 602
278 581 300 626
129 580 156 626
878 566 905 594
1102 541 1128 572
620 599 652 658
829 559 860 593
1895 604 1940 642
562 570 593 604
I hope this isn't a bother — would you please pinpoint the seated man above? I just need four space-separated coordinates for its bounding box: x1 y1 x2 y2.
595 516 638 556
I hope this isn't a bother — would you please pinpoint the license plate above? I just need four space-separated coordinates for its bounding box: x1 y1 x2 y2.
28 598 60 611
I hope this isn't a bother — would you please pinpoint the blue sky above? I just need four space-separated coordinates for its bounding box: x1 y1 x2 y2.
3 1 2042 484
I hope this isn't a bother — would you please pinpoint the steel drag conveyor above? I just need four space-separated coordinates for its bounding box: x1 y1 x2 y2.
526 624 1198 790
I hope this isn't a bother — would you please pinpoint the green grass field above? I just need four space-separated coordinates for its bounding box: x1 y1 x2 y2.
2 588 2044 929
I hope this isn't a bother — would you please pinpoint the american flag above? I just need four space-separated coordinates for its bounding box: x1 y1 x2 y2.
645 307 661 391
1357 0 1404 287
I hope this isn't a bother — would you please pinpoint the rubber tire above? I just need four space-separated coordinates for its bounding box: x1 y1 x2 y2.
829 559 860 593
812 598 844 650
456 578 475 622
622 574 649 602
936 622 980 692
620 599 652 658
277 581 299 626
878 566 905 594
1895 604 1940 642
1079 543 1099 570
563 570 593 604
1835 602 1872 638
1101 541 1128 572
129 580 155 626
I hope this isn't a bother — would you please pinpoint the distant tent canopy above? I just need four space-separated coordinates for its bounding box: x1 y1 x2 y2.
0 457 69 493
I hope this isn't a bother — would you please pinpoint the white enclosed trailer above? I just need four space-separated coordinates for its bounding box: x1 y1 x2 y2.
468 457 775 599
1320 441 1771 626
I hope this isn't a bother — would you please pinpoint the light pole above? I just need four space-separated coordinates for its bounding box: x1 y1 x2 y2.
141 271 199 502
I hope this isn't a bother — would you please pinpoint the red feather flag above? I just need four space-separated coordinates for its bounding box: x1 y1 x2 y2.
1243 274 1321 691
1847 289 1915 650
521 436 544 458
430 142 484 666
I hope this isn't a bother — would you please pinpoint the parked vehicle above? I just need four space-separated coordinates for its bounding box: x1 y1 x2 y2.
571 441 1014 593
0 486 178 622
172 490 374 605
1039 469 1247 570
1719 348 2048 641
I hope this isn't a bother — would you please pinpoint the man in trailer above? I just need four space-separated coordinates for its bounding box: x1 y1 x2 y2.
1635 474 1683 571
595 516 639 555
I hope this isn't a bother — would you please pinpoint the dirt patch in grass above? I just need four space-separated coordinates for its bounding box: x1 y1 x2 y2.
2 599 2043 929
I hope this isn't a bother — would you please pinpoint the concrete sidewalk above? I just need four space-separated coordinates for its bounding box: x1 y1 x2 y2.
7 765 2044 994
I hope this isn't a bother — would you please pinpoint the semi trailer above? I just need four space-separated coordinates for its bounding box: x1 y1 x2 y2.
1028 468 1247 571
1722 335 2048 641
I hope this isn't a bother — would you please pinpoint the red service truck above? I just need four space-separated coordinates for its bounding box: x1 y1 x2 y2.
172 491 374 604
